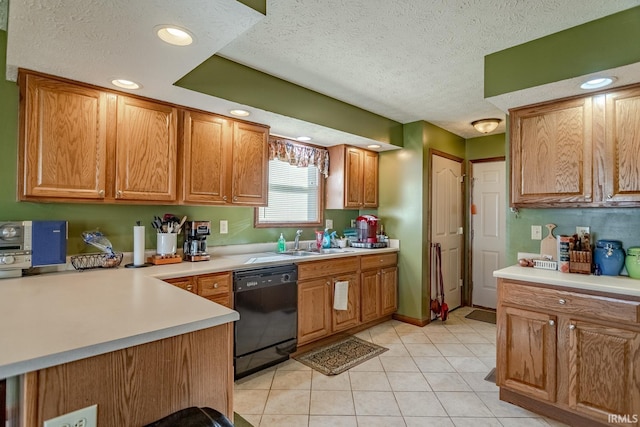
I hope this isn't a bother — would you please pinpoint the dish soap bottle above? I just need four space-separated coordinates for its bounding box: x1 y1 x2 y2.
277 233 286 253
322 228 331 249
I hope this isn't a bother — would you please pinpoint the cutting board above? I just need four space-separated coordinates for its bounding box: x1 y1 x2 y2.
540 224 557 259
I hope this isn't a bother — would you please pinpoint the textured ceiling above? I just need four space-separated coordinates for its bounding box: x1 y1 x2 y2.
5 0 640 146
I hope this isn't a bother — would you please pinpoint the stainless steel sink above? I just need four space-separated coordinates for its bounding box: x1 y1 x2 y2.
279 248 355 256
279 250 318 257
319 248 355 254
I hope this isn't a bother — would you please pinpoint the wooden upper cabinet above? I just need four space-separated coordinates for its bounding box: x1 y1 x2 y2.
231 121 269 206
326 145 379 209
19 73 108 200
114 96 178 202
182 110 231 204
510 96 593 207
603 86 640 204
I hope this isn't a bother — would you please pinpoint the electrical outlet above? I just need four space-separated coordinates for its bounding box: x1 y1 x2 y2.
531 225 542 240
220 220 228 234
325 219 333 229
44 405 97 427
576 226 590 238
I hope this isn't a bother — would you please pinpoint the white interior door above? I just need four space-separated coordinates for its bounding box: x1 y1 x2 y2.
431 153 463 312
471 160 506 309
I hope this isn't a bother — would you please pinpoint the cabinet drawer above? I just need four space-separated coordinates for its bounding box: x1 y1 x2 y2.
361 252 397 270
501 280 640 324
205 294 232 309
196 272 231 298
163 277 195 293
298 256 360 281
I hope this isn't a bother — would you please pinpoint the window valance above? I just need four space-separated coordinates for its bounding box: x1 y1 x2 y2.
268 137 330 178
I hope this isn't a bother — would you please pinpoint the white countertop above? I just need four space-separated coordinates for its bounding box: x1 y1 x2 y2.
494 265 640 298
0 243 398 379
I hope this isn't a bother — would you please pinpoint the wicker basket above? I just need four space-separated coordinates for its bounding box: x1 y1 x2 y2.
70 253 123 271
569 250 592 274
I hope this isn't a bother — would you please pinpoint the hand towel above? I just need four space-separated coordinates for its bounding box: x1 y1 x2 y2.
333 280 349 311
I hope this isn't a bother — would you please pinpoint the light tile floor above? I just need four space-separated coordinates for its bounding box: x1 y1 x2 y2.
234 306 569 427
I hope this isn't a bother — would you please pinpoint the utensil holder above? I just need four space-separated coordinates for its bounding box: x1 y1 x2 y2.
157 233 177 255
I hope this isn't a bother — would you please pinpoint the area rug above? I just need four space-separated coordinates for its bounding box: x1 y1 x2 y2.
233 412 253 427
484 368 496 384
294 336 388 375
465 309 497 324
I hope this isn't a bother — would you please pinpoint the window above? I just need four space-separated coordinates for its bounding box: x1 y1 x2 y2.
255 159 323 227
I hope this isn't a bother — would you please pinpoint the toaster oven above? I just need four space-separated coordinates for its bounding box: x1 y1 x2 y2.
0 221 32 278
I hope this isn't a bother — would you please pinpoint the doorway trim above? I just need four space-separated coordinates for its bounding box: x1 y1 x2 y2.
468 156 506 308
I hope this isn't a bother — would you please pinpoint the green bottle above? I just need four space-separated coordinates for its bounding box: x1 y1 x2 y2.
277 233 286 253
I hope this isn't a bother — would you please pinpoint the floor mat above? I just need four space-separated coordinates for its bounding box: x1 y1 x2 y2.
484 368 496 383
233 412 253 427
465 309 496 324
294 336 388 376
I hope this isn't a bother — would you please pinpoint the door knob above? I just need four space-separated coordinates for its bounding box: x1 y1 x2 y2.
548 320 555 326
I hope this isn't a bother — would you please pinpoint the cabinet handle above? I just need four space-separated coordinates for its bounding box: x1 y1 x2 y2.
116 190 122 198
233 196 238 201
558 299 566 305
186 285 193 291
223 196 228 201
569 324 576 330
607 194 613 200
213 283 219 289
98 189 104 197
548 320 555 326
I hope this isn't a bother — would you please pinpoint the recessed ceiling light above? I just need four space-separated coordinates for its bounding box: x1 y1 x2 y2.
155 25 194 46
297 136 312 141
229 109 251 117
580 77 616 90
367 144 381 149
111 79 141 90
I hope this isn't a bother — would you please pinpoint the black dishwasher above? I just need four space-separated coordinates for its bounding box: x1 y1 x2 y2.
233 264 298 379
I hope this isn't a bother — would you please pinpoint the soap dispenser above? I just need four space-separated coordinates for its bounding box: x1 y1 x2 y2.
322 228 331 249
277 233 286 253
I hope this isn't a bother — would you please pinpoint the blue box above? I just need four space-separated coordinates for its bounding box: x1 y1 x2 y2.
32 221 68 267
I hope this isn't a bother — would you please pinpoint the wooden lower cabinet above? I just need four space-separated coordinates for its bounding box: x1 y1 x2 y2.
331 273 360 333
361 269 380 323
497 278 640 426
297 278 332 345
361 254 398 323
163 272 232 309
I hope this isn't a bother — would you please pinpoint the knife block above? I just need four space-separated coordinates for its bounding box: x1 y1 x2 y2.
569 250 592 274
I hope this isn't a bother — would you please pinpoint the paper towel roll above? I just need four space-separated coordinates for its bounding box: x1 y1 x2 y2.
133 225 145 266
333 281 349 311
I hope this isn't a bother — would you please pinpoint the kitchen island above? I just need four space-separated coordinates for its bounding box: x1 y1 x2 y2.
1 243 398 426
493 266 640 427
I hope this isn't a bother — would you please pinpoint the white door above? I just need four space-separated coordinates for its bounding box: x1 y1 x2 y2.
471 160 506 309
431 153 463 313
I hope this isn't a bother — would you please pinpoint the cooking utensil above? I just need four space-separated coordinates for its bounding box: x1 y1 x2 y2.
540 224 557 260
176 216 187 234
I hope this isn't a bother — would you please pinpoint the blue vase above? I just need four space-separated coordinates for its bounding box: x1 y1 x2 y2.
594 240 625 276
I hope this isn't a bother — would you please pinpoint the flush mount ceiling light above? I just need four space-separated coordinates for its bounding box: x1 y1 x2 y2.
155 25 194 46
367 144 381 149
229 109 251 117
297 136 312 142
471 118 501 134
580 76 616 90
111 79 141 90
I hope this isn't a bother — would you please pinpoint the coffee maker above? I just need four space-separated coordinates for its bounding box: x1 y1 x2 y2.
183 221 211 262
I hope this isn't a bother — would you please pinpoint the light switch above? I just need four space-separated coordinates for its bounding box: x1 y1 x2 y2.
325 219 333 229
531 225 542 240
220 220 228 234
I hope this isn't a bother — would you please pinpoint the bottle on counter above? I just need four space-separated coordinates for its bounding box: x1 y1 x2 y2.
277 233 286 253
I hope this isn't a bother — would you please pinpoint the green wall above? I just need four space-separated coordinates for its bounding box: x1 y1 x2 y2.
176 55 404 146
378 121 465 322
0 30 357 255
485 6 640 97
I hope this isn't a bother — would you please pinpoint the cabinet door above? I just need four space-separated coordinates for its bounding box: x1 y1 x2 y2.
163 276 196 293
510 97 593 207
230 121 268 205
298 278 331 345
115 96 178 202
360 269 380 323
20 73 107 200
380 267 398 316
568 320 640 423
344 147 364 208
182 111 231 204
497 306 557 402
603 86 640 204
362 150 379 208
331 273 360 333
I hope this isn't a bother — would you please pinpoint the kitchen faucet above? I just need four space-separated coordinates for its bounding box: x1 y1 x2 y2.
294 229 303 250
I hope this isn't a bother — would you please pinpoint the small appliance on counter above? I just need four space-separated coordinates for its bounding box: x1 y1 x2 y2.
183 220 211 262
352 215 387 248
0 221 32 278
